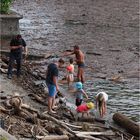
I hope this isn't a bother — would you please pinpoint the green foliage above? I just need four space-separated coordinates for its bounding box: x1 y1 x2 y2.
0 0 13 14
0 136 7 140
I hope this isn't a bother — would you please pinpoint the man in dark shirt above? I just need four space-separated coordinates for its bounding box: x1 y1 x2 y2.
7 34 27 79
46 58 65 113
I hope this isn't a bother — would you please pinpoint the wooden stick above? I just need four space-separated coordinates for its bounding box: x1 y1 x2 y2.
31 126 35 137
38 128 48 137
74 131 115 136
36 135 69 140
61 121 109 129
7 125 12 132
109 125 133 138
60 121 82 129
76 134 102 140
121 134 124 140
131 136 134 140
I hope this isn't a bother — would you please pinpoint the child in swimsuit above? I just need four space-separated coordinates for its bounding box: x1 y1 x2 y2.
75 82 88 106
66 58 74 88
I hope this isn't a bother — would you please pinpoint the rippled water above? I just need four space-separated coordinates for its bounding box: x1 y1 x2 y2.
19 15 139 122
59 74 139 122
12 0 139 122
85 78 140 122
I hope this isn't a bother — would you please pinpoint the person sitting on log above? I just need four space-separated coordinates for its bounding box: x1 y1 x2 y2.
76 102 94 117
96 91 108 118
75 82 88 107
66 58 75 89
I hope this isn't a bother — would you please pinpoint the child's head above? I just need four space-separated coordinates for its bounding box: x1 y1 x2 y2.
58 58 65 67
69 58 74 64
86 102 94 109
75 82 83 90
98 93 104 102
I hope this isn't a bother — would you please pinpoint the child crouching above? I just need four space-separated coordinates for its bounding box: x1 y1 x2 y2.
96 92 108 118
76 102 94 117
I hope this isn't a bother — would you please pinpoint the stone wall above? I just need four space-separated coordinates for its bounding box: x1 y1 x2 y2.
0 11 22 50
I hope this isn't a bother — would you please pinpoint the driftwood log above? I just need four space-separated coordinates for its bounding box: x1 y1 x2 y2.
40 113 75 136
29 94 47 105
36 135 69 140
73 130 115 136
0 106 10 114
113 112 140 137
76 134 102 140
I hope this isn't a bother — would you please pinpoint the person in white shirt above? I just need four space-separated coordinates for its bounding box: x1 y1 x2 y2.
96 92 108 118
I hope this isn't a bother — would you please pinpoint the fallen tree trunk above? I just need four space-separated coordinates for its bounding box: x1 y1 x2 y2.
113 112 140 137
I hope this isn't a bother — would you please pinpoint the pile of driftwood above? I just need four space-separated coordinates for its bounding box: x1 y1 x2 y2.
1 92 139 140
0 95 136 140
0 55 139 140
0 94 110 139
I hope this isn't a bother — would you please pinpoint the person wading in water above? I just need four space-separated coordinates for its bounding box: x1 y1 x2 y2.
64 45 85 83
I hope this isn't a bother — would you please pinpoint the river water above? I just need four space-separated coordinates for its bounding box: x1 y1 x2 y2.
12 0 139 121
85 78 140 121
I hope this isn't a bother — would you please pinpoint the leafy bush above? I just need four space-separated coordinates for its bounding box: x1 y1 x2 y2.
0 0 13 14
0 137 7 140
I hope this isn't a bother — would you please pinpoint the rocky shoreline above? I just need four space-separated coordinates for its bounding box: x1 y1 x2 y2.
9 0 140 121
0 53 139 140
0 0 139 139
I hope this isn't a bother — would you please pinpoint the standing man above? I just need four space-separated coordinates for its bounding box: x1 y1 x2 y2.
46 58 65 113
7 34 27 79
64 45 85 83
